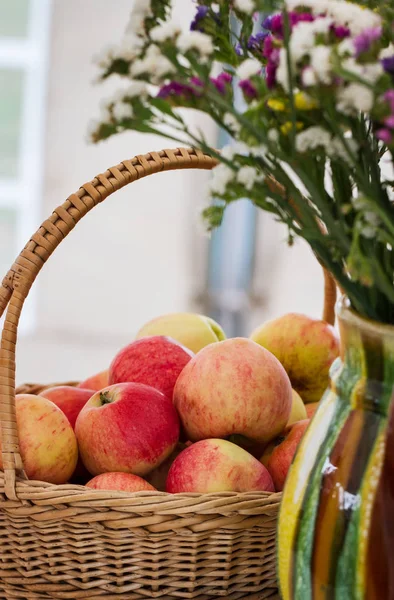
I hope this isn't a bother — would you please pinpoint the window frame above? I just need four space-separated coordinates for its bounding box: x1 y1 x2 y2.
0 0 52 334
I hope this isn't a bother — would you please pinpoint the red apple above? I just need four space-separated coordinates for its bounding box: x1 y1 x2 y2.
173 338 292 444
250 313 339 403
86 472 156 492
305 402 320 419
109 336 194 399
0 394 78 484
40 386 95 429
78 369 109 392
263 419 310 491
75 382 180 476
166 439 274 493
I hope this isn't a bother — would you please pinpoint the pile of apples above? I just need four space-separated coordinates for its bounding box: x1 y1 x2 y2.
2 312 339 494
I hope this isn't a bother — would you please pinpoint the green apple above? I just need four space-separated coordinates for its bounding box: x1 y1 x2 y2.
136 312 226 353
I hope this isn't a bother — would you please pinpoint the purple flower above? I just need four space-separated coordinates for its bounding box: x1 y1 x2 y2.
211 72 233 94
382 55 394 75
331 25 350 39
239 79 258 98
263 11 314 38
157 80 203 100
376 128 392 144
235 42 243 56
266 61 277 88
262 15 273 31
384 115 394 129
248 31 269 52
384 89 394 112
353 27 382 57
190 5 209 31
263 35 274 58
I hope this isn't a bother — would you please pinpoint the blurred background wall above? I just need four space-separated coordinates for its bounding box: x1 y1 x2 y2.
0 0 324 386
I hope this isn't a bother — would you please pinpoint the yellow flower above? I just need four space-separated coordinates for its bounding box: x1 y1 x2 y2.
280 121 304 135
267 98 286 112
294 92 318 111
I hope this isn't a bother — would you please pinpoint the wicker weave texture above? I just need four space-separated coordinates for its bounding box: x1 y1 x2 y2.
0 148 336 599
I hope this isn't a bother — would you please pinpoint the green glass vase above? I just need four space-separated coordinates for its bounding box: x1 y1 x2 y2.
278 296 394 600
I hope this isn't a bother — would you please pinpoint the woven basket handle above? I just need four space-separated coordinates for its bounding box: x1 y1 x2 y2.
0 147 336 499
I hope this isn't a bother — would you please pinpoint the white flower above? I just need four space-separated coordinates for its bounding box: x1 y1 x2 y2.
150 21 180 43
330 136 358 166
93 44 117 69
223 113 241 134
268 129 279 143
237 166 264 190
112 102 134 121
336 83 374 114
86 119 100 143
176 31 214 59
132 0 152 17
364 211 381 226
289 18 332 63
310 46 333 84
296 126 332 153
234 0 255 14
302 67 317 87
296 126 358 165
360 225 376 239
130 44 175 83
380 44 394 60
276 49 290 91
338 38 355 57
236 58 261 80
221 144 237 160
210 164 235 195
125 80 149 98
342 58 383 84
285 0 381 36
211 3 220 11
99 106 112 123
117 33 145 61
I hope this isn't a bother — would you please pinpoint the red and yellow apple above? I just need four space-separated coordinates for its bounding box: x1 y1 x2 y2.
78 369 109 392
173 337 292 444
109 336 194 399
0 394 78 484
86 472 156 492
136 313 226 353
75 382 180 476
305 402 320 419
250 313 339 403
287 389 307 426
262 419 310 491
40 386 94 429
166 439 274 493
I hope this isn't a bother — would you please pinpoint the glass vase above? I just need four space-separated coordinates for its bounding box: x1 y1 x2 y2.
278 296 394 600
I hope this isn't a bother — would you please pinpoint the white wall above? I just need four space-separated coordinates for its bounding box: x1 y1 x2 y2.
16 0 216 385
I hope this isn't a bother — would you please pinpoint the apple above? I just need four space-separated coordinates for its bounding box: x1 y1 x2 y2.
136 313 226 353
86 472 156 492
109 336 194 399
0 394 78 484
78 369 109 392
263 419 310 491
145 442 188 491
250 313 339 403
305 402 320 419
40 386 95 429
287 389 307 426
166 439 274 493
173 337 292 444
75 382 180 476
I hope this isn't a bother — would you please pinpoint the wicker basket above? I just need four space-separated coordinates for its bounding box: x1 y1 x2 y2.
0 148 337 600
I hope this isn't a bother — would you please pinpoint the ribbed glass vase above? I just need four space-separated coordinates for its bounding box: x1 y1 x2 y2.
278 296 394 600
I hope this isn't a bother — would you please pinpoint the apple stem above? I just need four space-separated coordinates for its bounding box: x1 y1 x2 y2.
99 391 111 405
